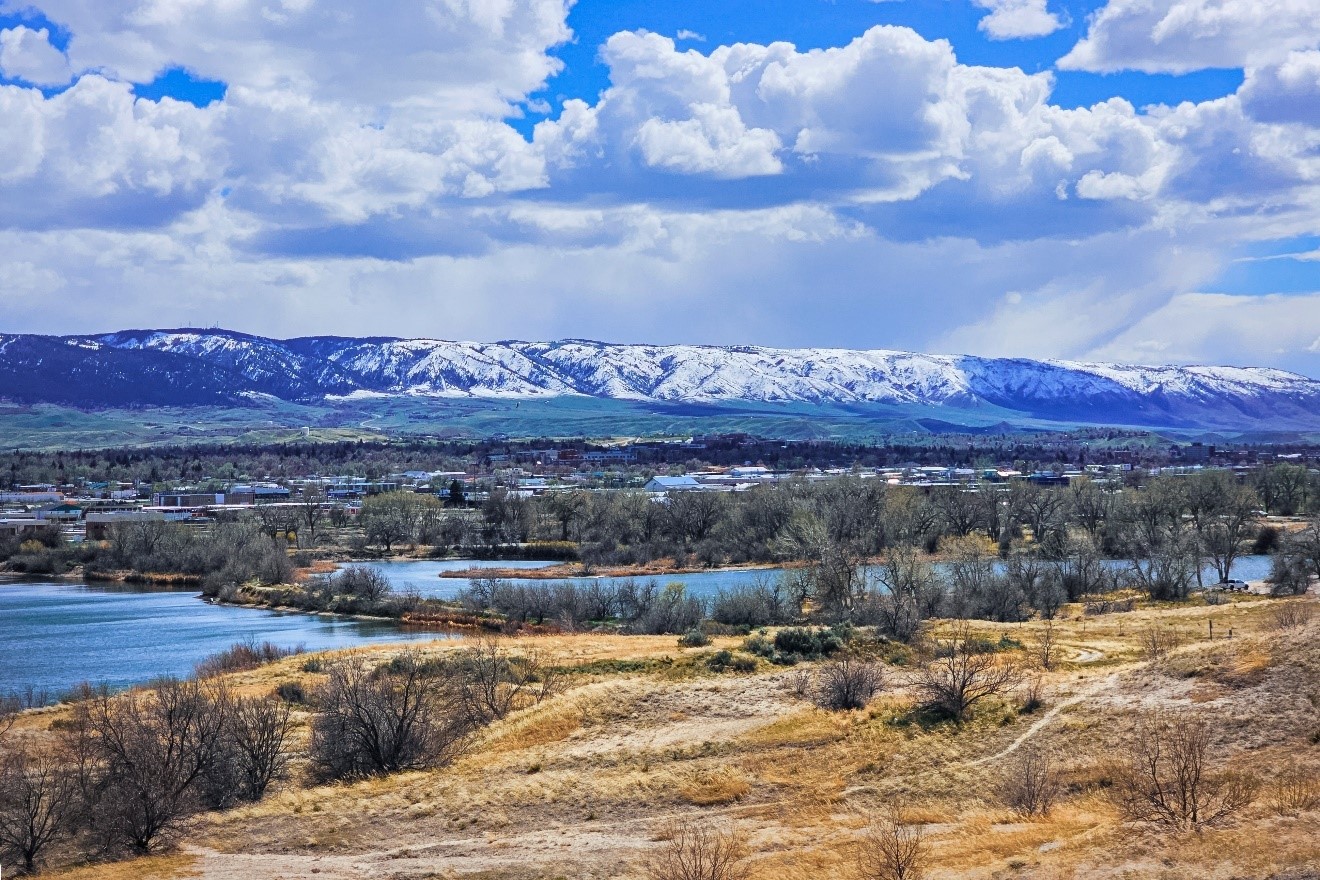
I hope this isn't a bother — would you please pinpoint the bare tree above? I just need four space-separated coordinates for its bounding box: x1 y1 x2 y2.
815 659 885 711
1000 747 1060 817
0 746 79 874
1111 711 1257 831
856 804 926 880
308 653 472 781
71 679 231 853
299 487 327 545
645 822 749 880
872 545 939 640
910 623 1022 722
451 638 561 726
1036 618 1058 671
202 696 294 807
1187 475 1259 585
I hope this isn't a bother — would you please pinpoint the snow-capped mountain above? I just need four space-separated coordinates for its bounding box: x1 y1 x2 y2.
1 328 1318 431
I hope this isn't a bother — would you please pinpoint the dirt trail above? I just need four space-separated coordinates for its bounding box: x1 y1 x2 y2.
966 671 1123 768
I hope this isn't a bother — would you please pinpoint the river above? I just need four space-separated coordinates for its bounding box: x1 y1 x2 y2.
1 554 1275 699
0 558 562 699
361 555 1276 600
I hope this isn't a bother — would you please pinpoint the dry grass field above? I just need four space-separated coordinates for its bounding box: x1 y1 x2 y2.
16 593 1320 880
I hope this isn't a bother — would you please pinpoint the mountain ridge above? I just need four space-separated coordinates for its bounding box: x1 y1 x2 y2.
1 328 1318 432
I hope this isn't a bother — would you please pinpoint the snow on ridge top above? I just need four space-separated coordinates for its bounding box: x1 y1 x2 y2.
44 331 1320 412
1052 360 1312 395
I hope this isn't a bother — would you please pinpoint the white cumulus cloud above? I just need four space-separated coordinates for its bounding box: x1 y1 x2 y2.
1060 0 1320 73
0 25 71 85
971 0 1064 41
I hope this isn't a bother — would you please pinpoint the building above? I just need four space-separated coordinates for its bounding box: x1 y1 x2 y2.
0 518 51 538
84 510 165 541
644 475 703 493
153 492 225 508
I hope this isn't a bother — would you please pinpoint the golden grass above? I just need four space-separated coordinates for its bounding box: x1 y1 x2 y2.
49 853 199 880
675 766 754 806
24 596 1320 880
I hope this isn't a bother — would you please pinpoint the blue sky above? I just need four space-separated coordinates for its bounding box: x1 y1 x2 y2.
0 0 1317 375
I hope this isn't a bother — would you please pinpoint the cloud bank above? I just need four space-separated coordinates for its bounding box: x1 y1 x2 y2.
0 0 1316 376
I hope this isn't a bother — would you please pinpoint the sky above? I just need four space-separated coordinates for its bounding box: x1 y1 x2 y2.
0 1 1318 376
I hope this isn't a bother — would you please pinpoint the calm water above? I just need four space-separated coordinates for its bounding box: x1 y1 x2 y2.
349 559 559 595
3 554 1273 699
368 555 1275 600
0 578 444 698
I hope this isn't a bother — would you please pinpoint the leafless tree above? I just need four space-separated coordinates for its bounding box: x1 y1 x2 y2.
856 804 926 880
0 745 79 874
70 679 231 853
872 546 939 640
1036 618 1058 671
645 822 749 880
0 693 18 739
308 653 472 781
910 623 1022 722
1185 473 1259 585
202 696 294 807
815 659 885 711
299 487 327 544
451 638 561 726
1111 711 1257 831
1000 747 1060 817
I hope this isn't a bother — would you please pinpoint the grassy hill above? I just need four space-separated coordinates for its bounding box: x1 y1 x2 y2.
14 593 1320 880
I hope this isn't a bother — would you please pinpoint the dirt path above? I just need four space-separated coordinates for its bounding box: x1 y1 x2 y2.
966 671 1123 768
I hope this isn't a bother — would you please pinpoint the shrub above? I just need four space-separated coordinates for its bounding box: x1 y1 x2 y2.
1140 626 1181 661
201 696 294 808
774 627 844 659
308 654 473 781
274 681 307 704
645 822 748 880
1268 765 1319 816
709 580 793 628
1269 602 1315 631
1110 710 1257 831
856 805 926 880
742 632 775 659
1018 674 1046 714
678 628 712 648
814 659 884 711
450 638 560 726
706 651 757 674
633 584 705 635
332 566 393 603
909 623 1022 722
195 638 304 678
0 744 78 874
1084 597 1136 616
1000 747 1059 817
68 679 232 853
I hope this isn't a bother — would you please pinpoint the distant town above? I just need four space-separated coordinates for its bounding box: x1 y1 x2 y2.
3 433 1317 545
